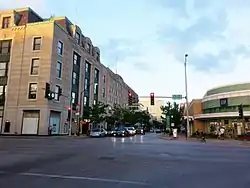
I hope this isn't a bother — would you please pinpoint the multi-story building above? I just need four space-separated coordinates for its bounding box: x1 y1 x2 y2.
185 83 250 136
0 7 138 135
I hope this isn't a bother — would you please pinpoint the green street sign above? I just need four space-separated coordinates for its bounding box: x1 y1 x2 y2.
172 94 182 100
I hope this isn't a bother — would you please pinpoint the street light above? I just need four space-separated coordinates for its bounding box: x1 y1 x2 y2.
184 53 190 138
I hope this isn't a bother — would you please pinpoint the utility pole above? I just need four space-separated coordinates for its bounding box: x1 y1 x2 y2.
184 54 190 138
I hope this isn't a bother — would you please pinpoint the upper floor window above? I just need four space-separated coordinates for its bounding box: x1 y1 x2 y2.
94 68 99 82
86 43 91 53
76 32 80 44
56 61 62 78
57 41 63 55
0 62 7 76
0 40 11 54
71 92 76 104
54 85 60 101
73 52 81 66
30 58 39 75
85 61 89 73
33 37 42 51
103 75 106 83
72 72 77 85
2 17 11 29
28 83 38 99
84 78 88 90
96 52 100 61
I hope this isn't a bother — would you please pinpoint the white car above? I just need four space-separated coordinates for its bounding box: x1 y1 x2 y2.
126 127 136 135
90 128 105 137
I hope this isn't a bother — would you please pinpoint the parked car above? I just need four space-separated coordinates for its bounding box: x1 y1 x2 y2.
155 129 162 133
116 127 129 137
136 127 145 135
107 128 118 136
125 127 136 136
90 128 106 137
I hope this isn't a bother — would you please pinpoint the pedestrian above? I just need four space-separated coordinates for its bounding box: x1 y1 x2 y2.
48 125 52 136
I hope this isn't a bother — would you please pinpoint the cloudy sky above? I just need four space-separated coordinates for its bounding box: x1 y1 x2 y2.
1 0 250 100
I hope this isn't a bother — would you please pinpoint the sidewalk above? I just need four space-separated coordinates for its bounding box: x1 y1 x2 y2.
159 135 250 147
0 134 89 139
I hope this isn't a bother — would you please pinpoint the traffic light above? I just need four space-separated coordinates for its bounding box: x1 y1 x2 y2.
58 87 62 97
150 92 154 105
238 104 243 119
128 92 132 106
45 82 50 99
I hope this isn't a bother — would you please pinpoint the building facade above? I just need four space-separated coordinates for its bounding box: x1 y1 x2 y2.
139 97 165 121
191 83 250 136
0 7 138 135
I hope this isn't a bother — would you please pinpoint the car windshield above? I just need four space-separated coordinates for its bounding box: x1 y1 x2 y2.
127 127 135 130
92 129 100 132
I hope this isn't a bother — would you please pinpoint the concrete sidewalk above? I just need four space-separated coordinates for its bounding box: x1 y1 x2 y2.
159 135 250 147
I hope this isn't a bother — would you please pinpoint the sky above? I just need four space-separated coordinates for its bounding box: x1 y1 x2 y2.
1 0 250 100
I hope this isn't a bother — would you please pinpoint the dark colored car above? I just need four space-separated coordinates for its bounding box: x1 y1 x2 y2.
107 128 118 136
136 127 145 135
116 127 129 137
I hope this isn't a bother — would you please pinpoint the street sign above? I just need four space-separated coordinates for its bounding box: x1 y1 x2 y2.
172 94 182 100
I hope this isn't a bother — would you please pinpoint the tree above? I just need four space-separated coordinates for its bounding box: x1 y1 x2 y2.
89 102 108 124
105 105 151 127
161 102 183 129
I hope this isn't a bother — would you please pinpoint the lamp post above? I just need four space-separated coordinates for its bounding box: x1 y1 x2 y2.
184 53 190 138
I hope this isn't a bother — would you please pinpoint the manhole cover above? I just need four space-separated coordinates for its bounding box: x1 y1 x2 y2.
99 156 115 161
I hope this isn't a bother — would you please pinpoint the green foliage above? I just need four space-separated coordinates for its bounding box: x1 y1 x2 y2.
89 102 109 123
105 105 151 126
161 102 183 129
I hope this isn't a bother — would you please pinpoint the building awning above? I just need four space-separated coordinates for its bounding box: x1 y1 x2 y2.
194 111 250 119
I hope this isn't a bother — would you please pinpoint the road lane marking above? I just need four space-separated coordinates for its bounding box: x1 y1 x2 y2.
19 172 149 186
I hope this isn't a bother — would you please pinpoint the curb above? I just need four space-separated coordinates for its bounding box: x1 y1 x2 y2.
159 136 250 147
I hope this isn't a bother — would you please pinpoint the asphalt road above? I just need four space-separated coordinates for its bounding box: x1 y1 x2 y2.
0 134 250 188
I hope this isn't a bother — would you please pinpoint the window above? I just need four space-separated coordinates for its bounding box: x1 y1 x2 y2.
57 41 63 55
84 96 87 105
72 72 77 85
73 54 77 65
102 88 105 98
103 75 106 83
71 92 76 104
2 17 11 29
0 86 4 99
0 40 11 54
84 78 88 90
76 32 80 44
94 68 99 82
96 52 100 61
33 37 42 50
54 85 60 101
94 83 98 94
0 62 7 76
85 61 89 73
56 61 62 78
30 58 39 75
28 83 37 99
86 43 91 53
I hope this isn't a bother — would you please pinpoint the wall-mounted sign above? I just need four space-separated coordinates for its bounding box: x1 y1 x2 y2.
220 98 228 107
